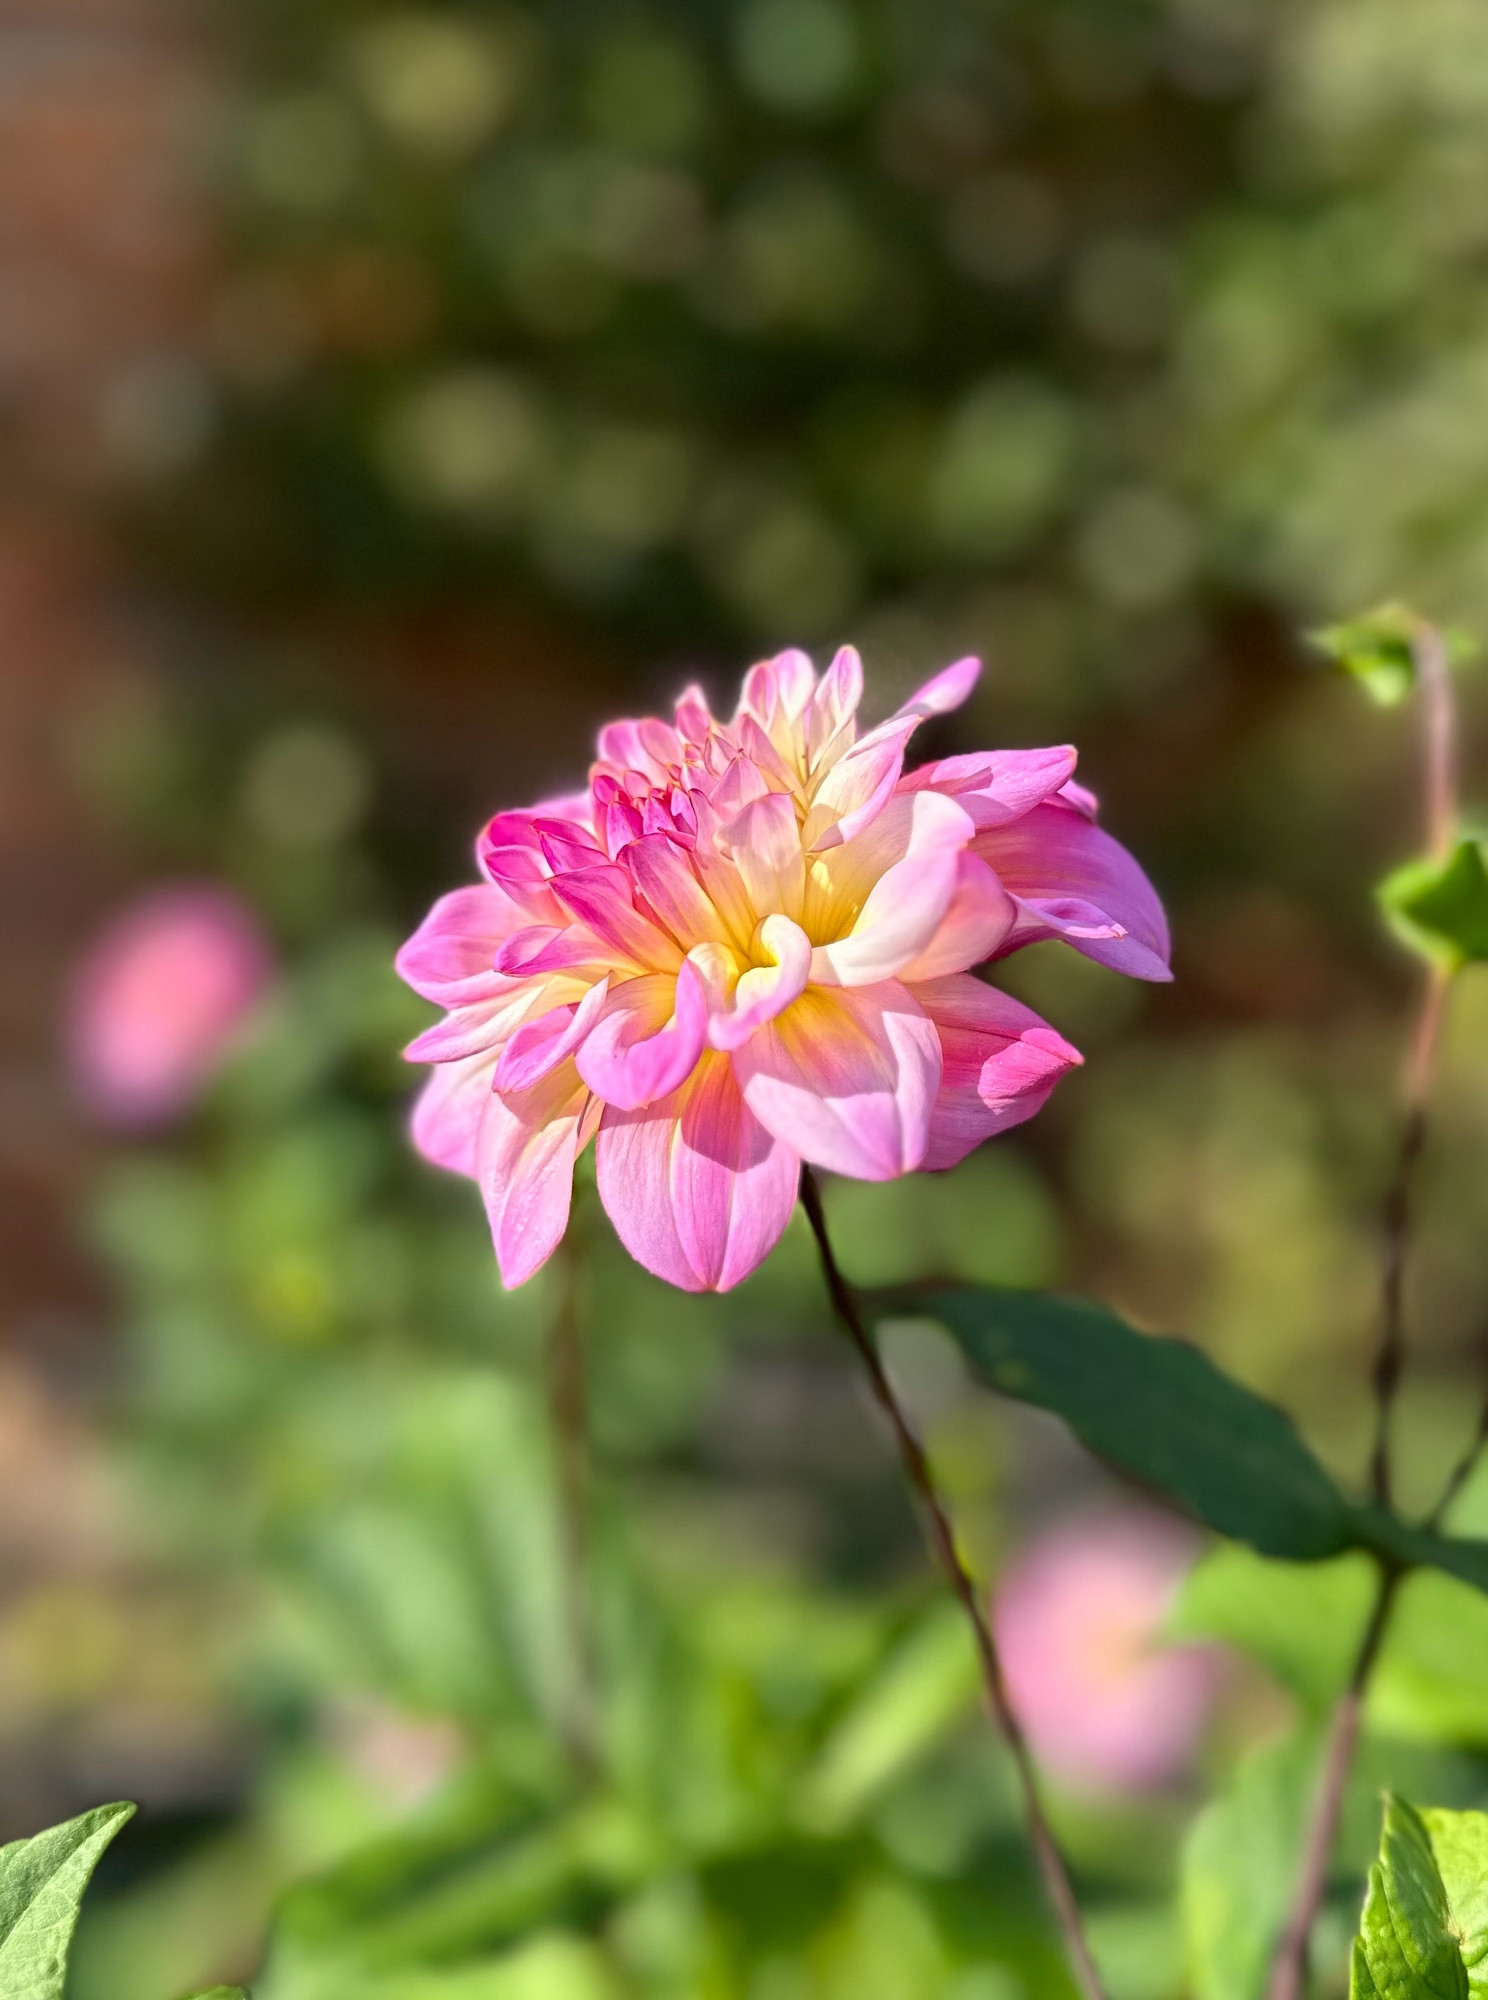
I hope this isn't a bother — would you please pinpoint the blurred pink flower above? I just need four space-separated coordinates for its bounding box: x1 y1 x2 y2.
67 885 274 1128
397 647 1169 1291
994 1511 1224 1794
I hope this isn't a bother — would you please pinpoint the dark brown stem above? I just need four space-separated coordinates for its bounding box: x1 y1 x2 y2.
1426 1336 1488 1531
1368 963 1449 1506
1264 1565 1401 2000
799 1167 1109 2000
545 1222 597 1774
1268 616 1459 1998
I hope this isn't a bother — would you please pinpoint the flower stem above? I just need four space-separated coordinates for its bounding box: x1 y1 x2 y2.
1267 616 1459 1999
546 1219 598 1775
1264 1562 1402 2000
799 1166 1109 2000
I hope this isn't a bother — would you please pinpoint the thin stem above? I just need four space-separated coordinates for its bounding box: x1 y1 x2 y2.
1425 1336 1488 1531
1264 1564 1401 2000
799 1167 1109 2000
1268 617 1460 1997
1366 617 1458 1506
1368 962 1449 1506
545 1221 597 1774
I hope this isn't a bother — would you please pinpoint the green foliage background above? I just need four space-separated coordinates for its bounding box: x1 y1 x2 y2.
38 0 1488 1995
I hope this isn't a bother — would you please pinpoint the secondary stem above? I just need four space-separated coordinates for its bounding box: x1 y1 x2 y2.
546 1221 598 1774
1264 1564 1402 2000
799 1166 1109 2000
1268 617 1459 1998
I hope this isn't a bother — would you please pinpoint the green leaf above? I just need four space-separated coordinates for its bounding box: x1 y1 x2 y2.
1351 1797 1468 1998
1310 602 1479 707
900 1289 1356 1560
1379 840 1488 969
1169 1546 1375 1709
0 1800 135 2000
1422 1809 1488 1994
179 1989 248 1999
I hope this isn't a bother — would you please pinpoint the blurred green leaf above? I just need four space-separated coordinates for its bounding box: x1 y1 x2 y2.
179 1988 248 1998
0 1801 135 2000
1310 603 1477 707
1182 1733 1315 2000
1171 1546 1375 1708
1379 840 1488 969
903 1289 1356 1560
1350 1796 1469 1999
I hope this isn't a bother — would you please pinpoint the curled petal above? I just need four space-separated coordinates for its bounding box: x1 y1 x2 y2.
805 789 975 947
395 886 527 1005
809 844 963 988
894 654 981 720
576 963 708 1110
899 746 1079 830
627 833 733 951
495 978 609 1092
704 914 813 1051
978 805 1171 981
800 715 917 851
479 1063 592 1287
722 791 806 927
908 972 1082 1171
404 976 566 1063
734 980 942 1181
896 853 1017 982
596 1051 800 1292
806 645 864 765
549 865 684 973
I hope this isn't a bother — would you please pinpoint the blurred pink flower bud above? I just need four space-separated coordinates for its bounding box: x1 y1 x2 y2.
993 1511 1223 1794
66 885 274 1128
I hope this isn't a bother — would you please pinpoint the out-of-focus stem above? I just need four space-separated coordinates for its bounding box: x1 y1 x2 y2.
799 1167 1109 2000
1264 1563 1401 2000
1268 617 1460 1999
546 1220 597 1774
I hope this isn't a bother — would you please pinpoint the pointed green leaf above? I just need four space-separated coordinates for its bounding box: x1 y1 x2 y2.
1421 1809 1488 1994
1380 840 1488 969
1351 1797 1468 1998
0 1800 134 2000
900 1289 1355 1560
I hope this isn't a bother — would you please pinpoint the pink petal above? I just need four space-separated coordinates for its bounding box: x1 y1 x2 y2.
478 1063 591 1287
805 644 864 764
549 865 684 973
978 805 1171 981
908 972 1082 1171
404 977 558 1063
800 715 918 852
575 963 708 1110
704 914 813 1051
721 791 806 926
734 980 942 1181
899 746 1079 830
809 845 963 988
596 1051 800 1292
626 833 732 951
896 853 1018 981
893 654 981 720
804 789 975 947
395 886 527 1005
494 978 610 1091
410 1047 497 1178
496 925 609 977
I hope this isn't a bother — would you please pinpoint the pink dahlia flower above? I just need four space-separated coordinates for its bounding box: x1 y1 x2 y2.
396 648 1168 1290
994 1512 1224 1794
67 884 275 1128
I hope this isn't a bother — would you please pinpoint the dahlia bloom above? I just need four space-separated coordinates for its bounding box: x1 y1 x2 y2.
396 649 1168 1290
994 1512 1225 1794
67 884 275 1129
